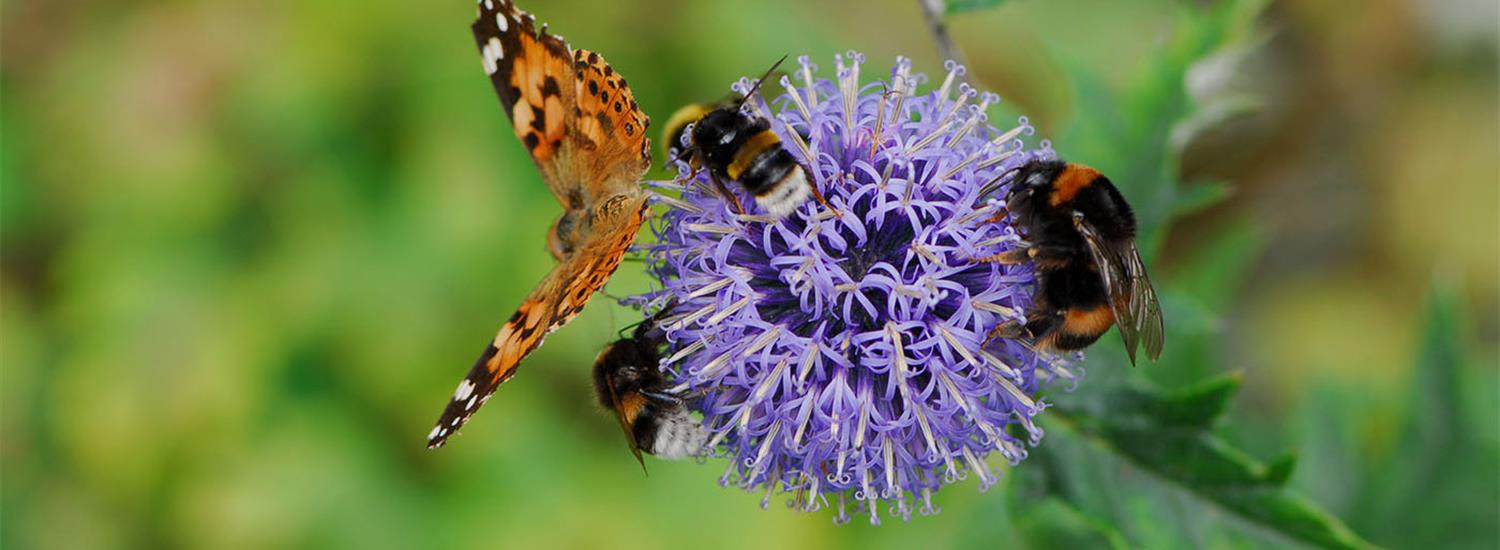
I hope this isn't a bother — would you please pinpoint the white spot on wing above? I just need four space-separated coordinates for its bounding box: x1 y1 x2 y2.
481 37 504 75
428 425 443 441
496 13 508 31
454 379 476 402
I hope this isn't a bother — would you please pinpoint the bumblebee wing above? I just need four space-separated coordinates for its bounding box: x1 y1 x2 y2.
1119 239 1165 362
1075 215 1164 364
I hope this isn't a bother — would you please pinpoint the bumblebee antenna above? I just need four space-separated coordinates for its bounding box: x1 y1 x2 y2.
734 54 790 109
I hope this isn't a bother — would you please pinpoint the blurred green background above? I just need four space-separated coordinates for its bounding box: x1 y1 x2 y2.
3 0 1496 548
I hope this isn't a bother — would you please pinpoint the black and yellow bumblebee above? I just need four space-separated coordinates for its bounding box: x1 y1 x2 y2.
980 159 1165 365
592 310 709 472
662 56 825 219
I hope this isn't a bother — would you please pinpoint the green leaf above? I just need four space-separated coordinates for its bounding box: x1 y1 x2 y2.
945 0 1005 15
1013 498 1132 550
1047 382 1379 550
1152 371 1243 429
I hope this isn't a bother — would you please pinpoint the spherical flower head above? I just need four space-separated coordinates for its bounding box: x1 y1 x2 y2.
635 53 1078 524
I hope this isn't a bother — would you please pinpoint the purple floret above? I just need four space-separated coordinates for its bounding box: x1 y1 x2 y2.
632 53 1078 524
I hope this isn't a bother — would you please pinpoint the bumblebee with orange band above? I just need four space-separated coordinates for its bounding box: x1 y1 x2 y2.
978 159 1165 365
663 56 828 219
592 307 709 472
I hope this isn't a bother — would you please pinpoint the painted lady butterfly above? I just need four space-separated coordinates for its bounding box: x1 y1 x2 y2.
428 0 652 448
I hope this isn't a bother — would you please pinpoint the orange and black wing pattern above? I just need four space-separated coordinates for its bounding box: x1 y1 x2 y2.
427 0 651 448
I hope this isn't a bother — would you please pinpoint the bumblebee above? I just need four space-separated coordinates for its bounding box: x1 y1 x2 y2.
664 56 825 219
592 312 709 471
980 159 1165 365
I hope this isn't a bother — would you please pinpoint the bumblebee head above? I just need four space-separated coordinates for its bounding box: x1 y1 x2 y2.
691 107 747 147
1011 160 1067 194
662 103 715 158
1003 159 1067 221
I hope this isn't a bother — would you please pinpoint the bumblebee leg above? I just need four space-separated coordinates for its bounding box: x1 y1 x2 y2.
1025 245 1076 270
708 172 746 216
985 319 1028 344
1023 309 1064 348
806 176 840 217
981 206 1009 225
971 247 1031 265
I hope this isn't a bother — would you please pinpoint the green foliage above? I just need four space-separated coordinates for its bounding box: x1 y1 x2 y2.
1046 376 1376 549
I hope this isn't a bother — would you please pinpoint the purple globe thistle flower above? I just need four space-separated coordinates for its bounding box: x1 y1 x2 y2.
634 53 1078 524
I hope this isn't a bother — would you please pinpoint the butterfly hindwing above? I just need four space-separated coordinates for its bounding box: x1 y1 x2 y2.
427 198 647 448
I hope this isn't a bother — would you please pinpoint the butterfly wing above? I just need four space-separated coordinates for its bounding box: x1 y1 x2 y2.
428 195 649 448
472 0 650 211
1074 213 1164 365
427 0 652 448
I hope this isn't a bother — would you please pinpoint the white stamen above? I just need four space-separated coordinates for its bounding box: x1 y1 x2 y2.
962 446 995 489
662 339 705 366
970 299 1018 318
752 358 791 403
799 56 819 108
648 191 702 213
978 348 1020 379
664 302 714 331
738 325 783 359
684 223 736 235
780 75 813 122
694 347 731 379
796 343 820 387
686 277 733 300
938 325 981 367
904 117 958 156
945 105 984 148
791 398 813 446
936 60 966 103
705 295 752 325
910 243 942 265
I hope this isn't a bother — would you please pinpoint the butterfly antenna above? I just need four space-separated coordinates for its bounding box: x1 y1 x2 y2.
735 54 790 108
